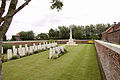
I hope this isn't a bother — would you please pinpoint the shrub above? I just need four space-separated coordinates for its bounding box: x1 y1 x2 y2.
11 55 20 60
2 54 8 62
88 40 94 44
53 48 68 59
52 54 58 59
2 44 13 53
41 42 43 45
26 52 30 56
55 40 58 42
34 51 39 54
58 53 62 57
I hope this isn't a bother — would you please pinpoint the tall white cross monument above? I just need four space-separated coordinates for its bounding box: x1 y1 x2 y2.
66 26 78 45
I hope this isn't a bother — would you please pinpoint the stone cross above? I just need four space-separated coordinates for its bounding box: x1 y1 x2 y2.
70 26 73 40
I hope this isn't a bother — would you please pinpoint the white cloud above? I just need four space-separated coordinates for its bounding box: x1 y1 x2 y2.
5 0 120 39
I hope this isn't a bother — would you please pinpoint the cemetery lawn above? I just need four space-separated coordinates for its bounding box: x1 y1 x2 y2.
3 44 101 80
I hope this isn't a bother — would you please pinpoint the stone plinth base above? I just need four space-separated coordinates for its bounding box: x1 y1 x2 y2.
66 41 78 45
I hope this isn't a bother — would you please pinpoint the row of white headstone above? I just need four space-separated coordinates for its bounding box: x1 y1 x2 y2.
6 42 57 60
49 45 66 59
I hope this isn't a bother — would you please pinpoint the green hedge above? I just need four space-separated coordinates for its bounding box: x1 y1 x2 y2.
2 44 13 53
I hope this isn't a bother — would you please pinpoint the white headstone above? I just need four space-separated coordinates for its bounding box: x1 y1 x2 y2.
42 44 46 50
39 43 41 45
7 49 12 60
25 47 29 53
18 48 22 56
19 45 22 48
39 45 42 50
22 48 25 56
29 46 33 54
53 48 55 54
33 43 36 46
37 45 40 50
60 46 64 52
34 45 38 51
25 44 28 47
57 47 60 54
2 47 3 54
49 48 53 59
13 48 17 56
33 43 36 50
12 46 16 50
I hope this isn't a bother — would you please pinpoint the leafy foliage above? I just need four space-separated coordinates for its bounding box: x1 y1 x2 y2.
48 28 56 39
11 55 20 60
19 30 35 40
36 33 49 40
48 23 110 40
50 0 63 11
2 44 12 53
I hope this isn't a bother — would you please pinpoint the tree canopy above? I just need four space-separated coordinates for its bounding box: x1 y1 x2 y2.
19 30 35 40
48 23 111 40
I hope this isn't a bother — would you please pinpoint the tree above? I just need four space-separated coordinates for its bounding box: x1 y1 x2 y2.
19 30 35 40
73 27 82 39
95 24 107 39
0 0 63 79
2 35 6 41
48 28 56 39
58 26 69 39
36 33 49 40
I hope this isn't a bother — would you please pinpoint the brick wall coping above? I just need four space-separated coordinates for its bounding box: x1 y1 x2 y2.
2 40 47 44
95 40 120 54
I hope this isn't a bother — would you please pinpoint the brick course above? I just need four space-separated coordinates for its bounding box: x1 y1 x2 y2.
95 41 120 80
3 40 90 45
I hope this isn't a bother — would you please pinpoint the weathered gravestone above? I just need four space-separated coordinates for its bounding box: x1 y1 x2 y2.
2 47 3 54
18 47 25 57
25 44 29 53
53 48 55 54
34 45 38 51
7 49 12 60
19 45 22 48
22 48 25 56
13 49 17 56
29 46 33 54
12 46 17 56
49 48 53 59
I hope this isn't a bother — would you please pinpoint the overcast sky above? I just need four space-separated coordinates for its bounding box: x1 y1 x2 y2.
3 0 120 39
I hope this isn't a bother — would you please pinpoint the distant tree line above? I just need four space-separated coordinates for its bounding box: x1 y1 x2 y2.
48 24 111 40
10 23 110 41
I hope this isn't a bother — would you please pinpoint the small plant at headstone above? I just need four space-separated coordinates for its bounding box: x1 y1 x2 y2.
2 55 8 62
41 42 43 45
55 40 58 42
11 55 20 60
58 53 62 57
2 44 13 53
26 52 30 56
52 54 59 59
34 51 39 54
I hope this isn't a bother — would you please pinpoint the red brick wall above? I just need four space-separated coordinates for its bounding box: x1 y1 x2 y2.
102 32 108 41
57 40 90 44
3 41 41 46
108 31 120 44
102 30 120 44
95 41 120 80
3 40 90 46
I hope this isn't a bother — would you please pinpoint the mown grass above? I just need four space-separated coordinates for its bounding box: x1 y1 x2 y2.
3 44 101 80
